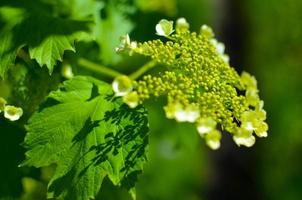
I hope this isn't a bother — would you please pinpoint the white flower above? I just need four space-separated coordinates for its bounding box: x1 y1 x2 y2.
233 128 255 147
123 91 139 108
4 105 23 121
242 121 254 131
164 102 200 123
155 19 174 37
197 117 217 136
233 135 255 147
257 131 268 137
112 75 133 97
207 139 221 150
174 103 188 122
205 130 221 150
174 103 199 123
254 122 268 138
185 109 200 122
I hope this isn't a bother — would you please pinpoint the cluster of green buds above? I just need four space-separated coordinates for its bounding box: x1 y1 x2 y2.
113 18 268 149
0 97 23 121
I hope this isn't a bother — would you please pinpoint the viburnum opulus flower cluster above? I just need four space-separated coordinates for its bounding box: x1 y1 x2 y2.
113 18 268 150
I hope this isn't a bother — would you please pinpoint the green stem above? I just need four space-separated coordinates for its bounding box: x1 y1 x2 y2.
78 58 122 78
17 48 34 65
129 60 157 80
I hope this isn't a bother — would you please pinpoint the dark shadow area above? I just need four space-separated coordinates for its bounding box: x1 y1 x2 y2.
48 166 78 200
72 117 101 143
206 0 261 200
0 119 24 198
87 83 100 101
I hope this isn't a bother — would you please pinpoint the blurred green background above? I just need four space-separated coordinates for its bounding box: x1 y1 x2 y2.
1 0 302 199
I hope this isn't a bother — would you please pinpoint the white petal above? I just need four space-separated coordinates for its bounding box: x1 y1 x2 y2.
155 23 166 36
233 135 255 147
258 131 268 137
216 42 225 55
186 110 200 123
222 54 230 63
243 122 254 131
112 76 133 97
206 140 220 150
175 109 188 122
123 92 139 108
197 125 212 135
155 19 174 36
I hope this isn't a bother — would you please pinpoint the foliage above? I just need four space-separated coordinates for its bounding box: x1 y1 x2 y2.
21 76 149 200
0 0 271 199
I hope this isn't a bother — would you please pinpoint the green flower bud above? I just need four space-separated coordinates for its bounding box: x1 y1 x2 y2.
112 75 133 97
61 63 74 79
176 17 189 33
200 24 214 38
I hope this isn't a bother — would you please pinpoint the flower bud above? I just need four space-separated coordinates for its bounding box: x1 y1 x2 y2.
176 18 189 33
112 75 133 97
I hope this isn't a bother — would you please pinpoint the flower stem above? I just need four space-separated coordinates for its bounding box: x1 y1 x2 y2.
78 58 122 78
129 60 157 80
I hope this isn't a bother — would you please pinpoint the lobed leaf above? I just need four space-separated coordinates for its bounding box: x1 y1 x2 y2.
22 76 149 200
0 1 92 77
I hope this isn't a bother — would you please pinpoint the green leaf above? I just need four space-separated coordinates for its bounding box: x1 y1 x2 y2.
0 2 91 77
28 32 75 74
22 76 149 200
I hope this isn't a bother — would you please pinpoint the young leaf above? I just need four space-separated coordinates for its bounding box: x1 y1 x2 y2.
22 76 149 200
